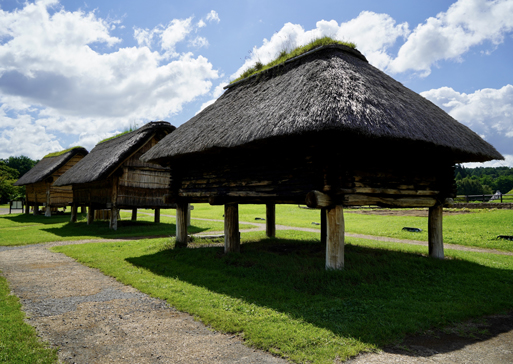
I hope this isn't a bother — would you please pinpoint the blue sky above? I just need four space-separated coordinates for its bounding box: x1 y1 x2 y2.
0 0 512 166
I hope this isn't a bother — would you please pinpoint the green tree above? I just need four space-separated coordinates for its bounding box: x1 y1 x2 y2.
0 161 23 204
3 155 38 178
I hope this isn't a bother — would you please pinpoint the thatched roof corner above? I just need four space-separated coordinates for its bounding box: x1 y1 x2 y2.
53 121 175 187
14 147 88 186
141 46 503 165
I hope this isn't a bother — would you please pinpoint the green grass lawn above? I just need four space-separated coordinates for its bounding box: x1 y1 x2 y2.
174 204 513 252
0 273 58 363
0 210 254 246
52 231 513 363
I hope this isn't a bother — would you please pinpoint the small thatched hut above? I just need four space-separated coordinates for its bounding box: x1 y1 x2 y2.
141 44 503 269
14 147 89 216
54 121 176 229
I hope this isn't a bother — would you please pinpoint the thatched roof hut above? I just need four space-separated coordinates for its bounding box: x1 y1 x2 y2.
54 121 176 229
141 44 503 268
14 147 88 216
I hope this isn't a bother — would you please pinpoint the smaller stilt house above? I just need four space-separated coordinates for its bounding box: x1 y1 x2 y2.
14 147 88 216
141 43 503 270
53 121 175 229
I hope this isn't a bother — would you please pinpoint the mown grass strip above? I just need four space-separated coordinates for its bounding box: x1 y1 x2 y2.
53 230 513 363
0 272 58 363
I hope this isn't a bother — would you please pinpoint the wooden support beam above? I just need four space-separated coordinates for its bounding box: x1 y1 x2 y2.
70 204 78 223
306 190 333 208
109 207 118 230
45 183 51 217
343 194 437 208
131 208 137 221
33 204 39 215
186 203 191 227
80 206 85 214
320 207 327 245
25 192 29 214
87 206 94 225
266 203 276 238
428 204 444 259
326 205 345 270
224 204 240 253
154 208 160 223
175 202 189 248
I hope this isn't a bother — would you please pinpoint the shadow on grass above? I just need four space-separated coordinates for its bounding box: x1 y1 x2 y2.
126 238 513 353
2 212 208 239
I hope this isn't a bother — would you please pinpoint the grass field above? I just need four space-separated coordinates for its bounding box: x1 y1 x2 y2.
1 206 513 363
53 231 513 363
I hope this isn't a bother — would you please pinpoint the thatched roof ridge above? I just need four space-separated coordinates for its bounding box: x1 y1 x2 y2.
141 45 503 164
53 121 175 186
14 147 88 186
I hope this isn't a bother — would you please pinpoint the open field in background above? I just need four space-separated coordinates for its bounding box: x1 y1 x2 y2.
0 210 253 246
53 232 513 363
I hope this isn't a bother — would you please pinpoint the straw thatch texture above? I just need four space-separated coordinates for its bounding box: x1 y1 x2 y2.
54 122 175 187
141 45 502 164
14 148 88 186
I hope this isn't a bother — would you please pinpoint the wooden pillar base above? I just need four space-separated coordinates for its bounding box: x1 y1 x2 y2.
131 208 137 221
33 204 39 216
109 207 118 230
154 208 160 223
428 204 444 259
326 205 345 270
70 204 78 223
175 202 189 248
45 206 51 217
224 204 240 253
87 206 94 225
266 203 276 238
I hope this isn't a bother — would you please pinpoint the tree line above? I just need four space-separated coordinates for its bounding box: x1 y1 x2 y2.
455 165 513 196
0 156 38 204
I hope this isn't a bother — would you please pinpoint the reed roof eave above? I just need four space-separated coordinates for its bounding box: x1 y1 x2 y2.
14 147 88 186
53 121 175 187
140 45 503 165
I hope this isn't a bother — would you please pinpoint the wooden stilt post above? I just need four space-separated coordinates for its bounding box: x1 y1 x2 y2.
186 203 191 227
25 192 29 214
266 203 276 238
131 208 137 221
154 208 160 223
45 183 51 217
80 206 85 214
428 204 444 259
87 206 94 225
224 203 240 253
70 204 78 223
110 207 118 230
320 207 327 245
326 205 345 270
33 190 38 215
175 202 189 248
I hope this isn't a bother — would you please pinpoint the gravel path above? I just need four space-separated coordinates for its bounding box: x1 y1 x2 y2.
0 244 287 364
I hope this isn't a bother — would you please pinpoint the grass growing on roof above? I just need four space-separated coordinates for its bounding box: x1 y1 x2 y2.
98 123 140 144
0 273 58 363
231 36 357 84
43 146 84 159
53 231 513 363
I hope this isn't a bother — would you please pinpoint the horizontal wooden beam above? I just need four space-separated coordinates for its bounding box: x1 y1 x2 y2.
343 194 437 208
306 190 334 208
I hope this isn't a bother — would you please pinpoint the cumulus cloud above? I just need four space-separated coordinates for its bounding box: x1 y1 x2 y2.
233 0 513 78
421 85 513 165
0 1 220 158
388 0 513 75
206 10 220 23
232 14 409 79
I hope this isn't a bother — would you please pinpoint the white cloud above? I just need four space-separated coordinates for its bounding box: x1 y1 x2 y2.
195 81 228 115
421 85 513 165
464 154 513 168
388 0 513 75
234 0 513 78
206 10 220 23
190 36 209 48
231 13 409 79
0 1 219 159
197 19 206 28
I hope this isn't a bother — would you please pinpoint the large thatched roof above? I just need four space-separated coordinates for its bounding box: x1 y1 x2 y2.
14 147 88 186
54 121 175 186
141 44 503 164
